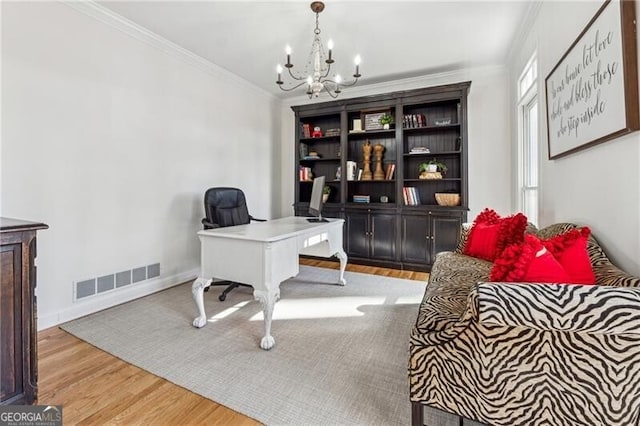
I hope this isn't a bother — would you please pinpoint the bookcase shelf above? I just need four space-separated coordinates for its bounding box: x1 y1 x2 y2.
403 150 461 157
403 123 460 133
403 178 462 183
347 129 396 138
300 157 341 162
347 180 396 183
300 136 340 143
292 81 470 271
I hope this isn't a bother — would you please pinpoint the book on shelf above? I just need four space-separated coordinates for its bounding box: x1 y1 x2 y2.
408 187 415 205
409 147 430 154
302 123 311 138
384 163 395 180
353 195 370 203
299 143 308 158
402 187 421 206
402 113 426 129
299 166 312 181
413 188 421 205
324 128 341 137
357 169 363 181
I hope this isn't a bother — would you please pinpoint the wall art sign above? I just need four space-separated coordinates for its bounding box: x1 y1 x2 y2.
545 0 639 159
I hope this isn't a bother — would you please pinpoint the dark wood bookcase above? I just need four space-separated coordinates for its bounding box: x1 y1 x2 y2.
293 82 470 271
1 217 48 405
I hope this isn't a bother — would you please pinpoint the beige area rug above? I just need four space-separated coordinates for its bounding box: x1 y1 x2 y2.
61 266 426 425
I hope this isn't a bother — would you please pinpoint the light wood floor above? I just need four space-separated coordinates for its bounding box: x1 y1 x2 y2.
38 259 428 425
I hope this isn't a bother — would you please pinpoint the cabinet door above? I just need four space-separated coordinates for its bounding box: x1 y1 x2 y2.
1 244 23 403
371 214 396 260
401 215 429 264
346 213 369 258
430 213 463 258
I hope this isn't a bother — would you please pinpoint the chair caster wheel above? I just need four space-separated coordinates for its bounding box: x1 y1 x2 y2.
219 294 226 302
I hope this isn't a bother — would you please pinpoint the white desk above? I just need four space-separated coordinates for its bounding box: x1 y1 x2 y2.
191 216 347 350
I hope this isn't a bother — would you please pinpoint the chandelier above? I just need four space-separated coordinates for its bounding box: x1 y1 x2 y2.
276 1 361 99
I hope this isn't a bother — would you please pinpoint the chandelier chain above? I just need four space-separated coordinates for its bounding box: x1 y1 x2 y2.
314 12 320 35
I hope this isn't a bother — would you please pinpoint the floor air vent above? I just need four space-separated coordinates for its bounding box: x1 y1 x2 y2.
75 263 160 300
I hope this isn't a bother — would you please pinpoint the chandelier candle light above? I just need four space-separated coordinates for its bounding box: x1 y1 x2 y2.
276 1 361 99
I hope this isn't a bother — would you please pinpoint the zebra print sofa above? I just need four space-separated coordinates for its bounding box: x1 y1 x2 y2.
409 223 640 426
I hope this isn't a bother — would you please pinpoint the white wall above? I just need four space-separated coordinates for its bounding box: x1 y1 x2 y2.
508 1 640 276
279 66 513 220
1 2 280 329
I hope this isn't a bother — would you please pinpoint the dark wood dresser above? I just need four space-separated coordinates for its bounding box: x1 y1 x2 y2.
1 217 48 405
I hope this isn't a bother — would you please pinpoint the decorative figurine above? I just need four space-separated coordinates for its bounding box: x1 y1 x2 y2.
373 143 385 180
361 140 373 180
311 126 323 138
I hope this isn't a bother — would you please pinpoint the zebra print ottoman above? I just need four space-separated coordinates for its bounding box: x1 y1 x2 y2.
409 223 640 426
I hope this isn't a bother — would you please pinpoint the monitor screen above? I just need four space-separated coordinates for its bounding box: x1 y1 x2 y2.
308 176 325 220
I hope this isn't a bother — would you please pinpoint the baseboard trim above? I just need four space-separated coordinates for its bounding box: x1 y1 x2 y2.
38 268 199 330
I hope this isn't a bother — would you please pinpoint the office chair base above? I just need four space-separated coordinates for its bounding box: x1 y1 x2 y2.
219 282 242 301
204 281 252 301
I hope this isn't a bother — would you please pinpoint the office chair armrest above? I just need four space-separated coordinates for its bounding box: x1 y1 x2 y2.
201 218 221 229
250 216 266 222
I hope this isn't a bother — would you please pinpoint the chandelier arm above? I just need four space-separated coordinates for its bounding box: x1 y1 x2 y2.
337 77 360 88
278 81 311 92
287 67 308 81
321 63 332 79
321 78 339 85
322 84 339 99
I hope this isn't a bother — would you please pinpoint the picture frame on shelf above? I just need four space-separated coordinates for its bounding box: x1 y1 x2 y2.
545 0 639 160
362 109 391 131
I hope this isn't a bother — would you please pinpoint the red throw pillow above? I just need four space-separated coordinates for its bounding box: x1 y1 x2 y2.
463 208 528 261
489 231 596 285
490 235 570 283
541 227 595 284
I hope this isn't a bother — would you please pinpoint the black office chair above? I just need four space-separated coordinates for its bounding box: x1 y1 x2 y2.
201 187 265 301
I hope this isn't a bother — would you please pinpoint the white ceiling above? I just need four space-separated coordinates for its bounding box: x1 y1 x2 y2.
97 1 534 98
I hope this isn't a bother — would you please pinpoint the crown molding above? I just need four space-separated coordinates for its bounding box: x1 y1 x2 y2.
61 0 277 101
281 63 508 107
505 1 543 65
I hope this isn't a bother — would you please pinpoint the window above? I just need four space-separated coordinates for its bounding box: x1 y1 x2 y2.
518 54 538 226
519 56 537 99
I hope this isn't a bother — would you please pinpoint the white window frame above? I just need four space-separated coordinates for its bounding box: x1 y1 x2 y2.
517 54 539 226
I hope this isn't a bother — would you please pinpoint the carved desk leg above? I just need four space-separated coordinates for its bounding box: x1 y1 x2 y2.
192 277 212 328
253 288 280 350
335 249 348 286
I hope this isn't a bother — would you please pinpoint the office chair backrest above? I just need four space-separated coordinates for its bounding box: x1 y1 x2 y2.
203 187 251 228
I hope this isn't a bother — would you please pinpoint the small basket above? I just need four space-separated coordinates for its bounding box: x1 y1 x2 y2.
435 193 460 206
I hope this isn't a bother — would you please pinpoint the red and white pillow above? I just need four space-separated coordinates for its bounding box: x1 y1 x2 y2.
489 227 595 285
463 208 528 262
